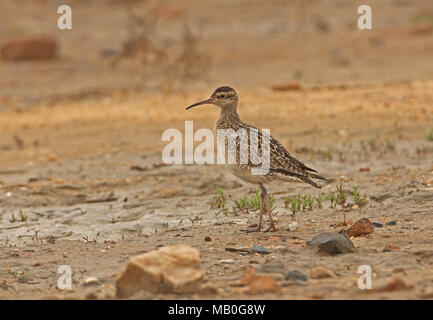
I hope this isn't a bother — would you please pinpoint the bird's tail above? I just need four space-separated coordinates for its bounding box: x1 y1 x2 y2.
269 168 327 189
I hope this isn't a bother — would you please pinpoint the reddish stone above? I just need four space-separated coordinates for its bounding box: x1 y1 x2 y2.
378 277 409 292
1 36 57 61
311 266 335 279
346 218 374 237
247 277 281 295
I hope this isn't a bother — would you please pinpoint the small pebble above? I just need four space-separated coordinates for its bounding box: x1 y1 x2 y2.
287 222 299 232
387 220 397 226
285 270 308 281
311 266 336 279
373 222 383 228
218 259 235 264
250 245 271 254
204 236 212 242
84 277 99 286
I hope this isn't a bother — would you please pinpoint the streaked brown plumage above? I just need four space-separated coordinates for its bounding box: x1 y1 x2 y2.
186 86 326 232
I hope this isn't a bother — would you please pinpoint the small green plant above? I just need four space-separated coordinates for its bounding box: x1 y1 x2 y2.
321 150 332 161
209 187 229 215
326 191 337 209
426 129 433 142
284 193 325 218
368 137 377 151
385 139 396 151
336 182 347 209
231 197 250 215
10 210 28 223
411 15 433 26
284 196 301 220
352 187 367 207
315 193 324 209
247 189 262 211
19 210 27 222
230 189 275 215
303 194 314 211
9 214 17 223
8 268 21 278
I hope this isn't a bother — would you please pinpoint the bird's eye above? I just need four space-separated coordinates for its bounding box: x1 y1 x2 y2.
220 94 226 99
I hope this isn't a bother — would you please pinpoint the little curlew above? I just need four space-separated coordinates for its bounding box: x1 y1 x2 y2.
186 86 326 232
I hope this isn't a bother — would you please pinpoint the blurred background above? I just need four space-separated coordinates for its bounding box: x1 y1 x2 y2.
1 0 433 103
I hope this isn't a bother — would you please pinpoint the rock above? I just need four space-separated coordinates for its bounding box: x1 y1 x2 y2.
373 222 383 228
284 270 307 281
199 282 220 295
240 268 261 285
218 259 234 264
258 262 287 275
307 232 354 255
204 236 212 242
377 277 408 292
386 220 397 226
311 266 336 279
1 36 57 61
115 245 204 297
346 218 374 237
48 154 59 162
247 277 281 295
84 277 99 286
287 222 299 232
250 245 271 254
339 175 350 182
282 280 308 287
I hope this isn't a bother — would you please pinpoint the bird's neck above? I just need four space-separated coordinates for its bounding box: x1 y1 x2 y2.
219 105 240 122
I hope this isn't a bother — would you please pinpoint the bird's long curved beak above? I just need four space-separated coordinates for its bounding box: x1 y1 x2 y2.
185 98 214 110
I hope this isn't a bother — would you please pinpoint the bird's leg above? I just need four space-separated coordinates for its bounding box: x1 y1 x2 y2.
262 186 276 232
245 185 265 233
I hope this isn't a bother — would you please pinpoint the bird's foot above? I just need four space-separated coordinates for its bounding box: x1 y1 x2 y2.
264 221 276 232
243 224 262 233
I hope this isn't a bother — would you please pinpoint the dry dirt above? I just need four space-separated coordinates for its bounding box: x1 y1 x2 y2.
0 0 433 299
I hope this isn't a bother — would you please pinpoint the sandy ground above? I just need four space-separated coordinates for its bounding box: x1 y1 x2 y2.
0 0 433 299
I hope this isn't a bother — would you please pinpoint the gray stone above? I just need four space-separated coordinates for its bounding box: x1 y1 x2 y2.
307 232 354 255
284 270 308 281
250 245 271 254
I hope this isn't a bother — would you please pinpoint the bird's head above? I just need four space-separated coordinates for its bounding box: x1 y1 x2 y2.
186 86 238 111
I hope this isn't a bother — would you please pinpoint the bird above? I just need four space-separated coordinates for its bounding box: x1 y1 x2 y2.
186 86 326 232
